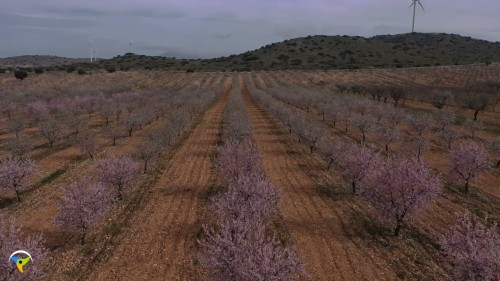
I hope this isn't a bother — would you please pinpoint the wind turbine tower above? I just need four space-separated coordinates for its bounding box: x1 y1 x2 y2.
90 40 93 62
129 41 133 53
409 0 425 33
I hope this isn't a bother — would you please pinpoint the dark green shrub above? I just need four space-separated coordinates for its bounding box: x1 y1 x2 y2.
14 70 28 80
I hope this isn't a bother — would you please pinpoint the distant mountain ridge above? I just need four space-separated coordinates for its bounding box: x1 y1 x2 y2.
0 55 88 68
3 33 500 71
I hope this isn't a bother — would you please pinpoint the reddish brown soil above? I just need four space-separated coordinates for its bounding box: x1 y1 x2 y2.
82 77 230 281
241 77 401 281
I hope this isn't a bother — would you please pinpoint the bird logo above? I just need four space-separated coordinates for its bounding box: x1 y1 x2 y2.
9 250 33 273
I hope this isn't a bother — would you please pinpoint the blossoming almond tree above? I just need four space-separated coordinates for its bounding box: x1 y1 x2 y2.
95 156 138 200
449 140 490 193
441 212 499 281
337 143 379 194
361 156 441 236
0 157 36 202
54 179 110 244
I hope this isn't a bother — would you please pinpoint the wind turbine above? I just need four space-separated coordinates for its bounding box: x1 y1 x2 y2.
129 40 133 54
89 40 93 62
409 0 425 33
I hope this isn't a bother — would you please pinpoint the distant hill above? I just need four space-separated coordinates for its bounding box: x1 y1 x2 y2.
0 55 88 69
9 33 500 72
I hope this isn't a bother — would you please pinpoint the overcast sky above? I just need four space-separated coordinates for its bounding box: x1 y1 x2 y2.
1 0 499 59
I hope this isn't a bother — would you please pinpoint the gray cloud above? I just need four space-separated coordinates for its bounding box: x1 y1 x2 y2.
0 0 499 59
0 13 93 29
215 33 232 40
43 7 110 17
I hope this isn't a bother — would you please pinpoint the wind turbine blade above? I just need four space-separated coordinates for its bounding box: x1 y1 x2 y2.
408 2 415 8
417 0 425 12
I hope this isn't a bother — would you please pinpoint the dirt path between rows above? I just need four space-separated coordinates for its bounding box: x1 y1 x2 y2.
241 77 398 281
84 78 230 281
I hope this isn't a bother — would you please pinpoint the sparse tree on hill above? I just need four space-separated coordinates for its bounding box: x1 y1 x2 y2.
14 70 28 80
449 140 490 193
441 212 500 281
361 156 441 236
0 158 36 202
55 178 110 244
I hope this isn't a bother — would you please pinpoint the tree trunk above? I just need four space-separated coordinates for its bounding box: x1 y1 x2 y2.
15 191 21 202
310 145 314 153
117 185 123 201
496 159 500 168
385 144 389 152
474 110 479 121
143 160 148 173
80 231 87 245
394 220 403 236
352 181 356 194
112 138 117 146
327 158 334 170
464 179 469 193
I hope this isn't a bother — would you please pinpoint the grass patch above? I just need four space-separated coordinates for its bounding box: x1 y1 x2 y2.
37 168 66 187
454 115 466 125
105 222 123 237
485 123 500 136
0 197 17 209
